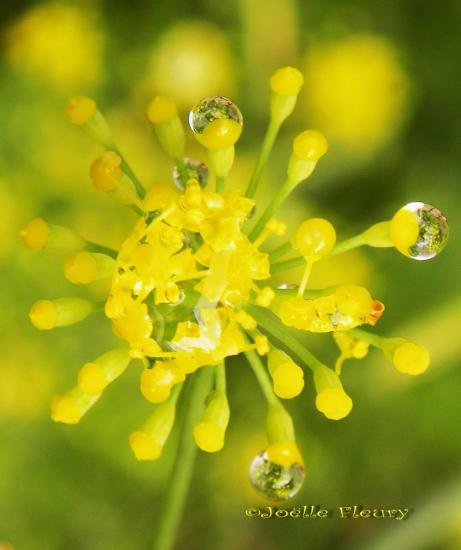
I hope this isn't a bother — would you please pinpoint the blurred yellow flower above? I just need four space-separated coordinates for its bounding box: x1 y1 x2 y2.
140 21 236 107
5 3 103 92
304 34 410 155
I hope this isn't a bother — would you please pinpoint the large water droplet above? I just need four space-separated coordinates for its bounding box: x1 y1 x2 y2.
189 96 243 135
172 158 209 190
249 451 305 501
404 202 448 260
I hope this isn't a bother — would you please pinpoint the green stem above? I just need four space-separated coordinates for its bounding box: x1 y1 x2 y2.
114 146 146 199
153 366 214 550
245 303 324 373
269 241 292 262
330 234 365 256
244 349 279 405
85 241 118 258
249 177 294 240
215 362 226 393
245 118 281 198
270 234 368 274
270 255 305 274
216 175 226 193
349 328 385 349
272 287 331 299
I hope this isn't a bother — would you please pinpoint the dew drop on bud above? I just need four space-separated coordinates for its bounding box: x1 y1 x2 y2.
188 96 243 135
172 158 209 190
401 202 448 260
249 450 305 501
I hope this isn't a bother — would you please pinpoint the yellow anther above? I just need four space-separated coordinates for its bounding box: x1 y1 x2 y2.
266 219 287 236
146 96 178 124
293 218 336 260
65 96 96 125
292 130 328 161
278 296 315 330
270 66 304 97
256 286 275 307
255 335 269 356
89 151 122 192
334 284 373 318
234 310 257 331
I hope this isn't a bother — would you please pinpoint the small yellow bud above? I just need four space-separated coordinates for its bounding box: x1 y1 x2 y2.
129 401 177 460
129 431 162 460
89 151 122 192
51 387 100 424
392 341 430 375
64 251 114 284
66 96 96 125
270 66 304 96
78 348 131 395
266 441 303 468
266 219 287 236
293 218 336 259
389 207 420 256
198 118 242 150
20 217 49 251
314 364 353 420
334 285 373 318
292 130 328 161
234 310 257 330
29 297 93 330
194 391 229 453
146 96 178 124
268 350 304 399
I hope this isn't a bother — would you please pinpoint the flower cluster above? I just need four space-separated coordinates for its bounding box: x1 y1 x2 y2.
22 66 448 501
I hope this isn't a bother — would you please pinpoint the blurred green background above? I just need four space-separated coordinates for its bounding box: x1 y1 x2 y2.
1 1 460 549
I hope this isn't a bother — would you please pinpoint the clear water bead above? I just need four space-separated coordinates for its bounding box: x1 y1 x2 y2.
189 96 243 135
404 202 449 260
172 158 209 190
249 451 305 501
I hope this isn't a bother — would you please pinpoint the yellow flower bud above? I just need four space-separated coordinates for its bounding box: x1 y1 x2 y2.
193 391 230 453
140 362 185 403
64 251 115 284
277 296 315 330
78 348 131 395
314 364 353 420
21 218 84 251
270 66 304 97
392 341 430 375
389 206 420 256
146 96 178 124
130 401 176 460
51 386 100 424
268 349 304 399
29 297 93 330
65 96 96 125
197 118 242 150
293 218 336 259
334 285 373 319
292 130 328 161
266 441 303 468
256 286 275 308
20 217 48 250
89 151 122 192
255 335 269 356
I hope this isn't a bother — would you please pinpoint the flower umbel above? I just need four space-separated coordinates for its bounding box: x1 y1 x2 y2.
24 65 448 502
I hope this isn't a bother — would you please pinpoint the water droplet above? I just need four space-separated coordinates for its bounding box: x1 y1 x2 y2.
189 96 243 135
249 451 305 501
403 202 448 260
173 158 209 190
